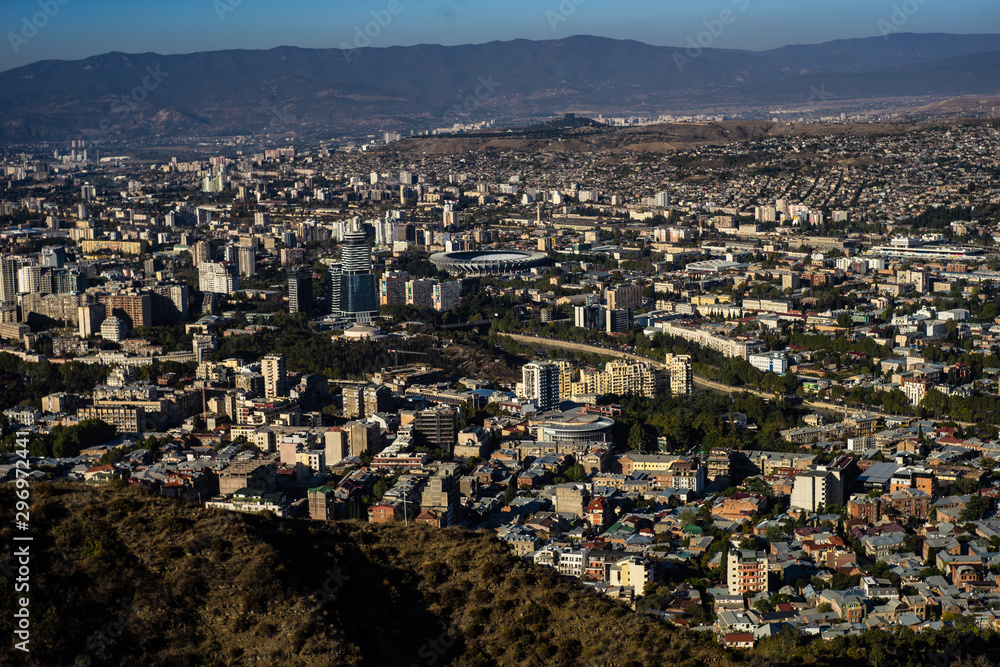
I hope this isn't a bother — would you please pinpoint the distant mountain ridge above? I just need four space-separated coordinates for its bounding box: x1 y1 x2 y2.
1 33 999 143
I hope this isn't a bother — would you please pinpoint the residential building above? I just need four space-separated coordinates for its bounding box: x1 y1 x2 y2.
432 281 461 312
727 550 769 595
262 354 287 399
522 361 560 411
199 261 237 295
607 284 642 311
666 354 693 395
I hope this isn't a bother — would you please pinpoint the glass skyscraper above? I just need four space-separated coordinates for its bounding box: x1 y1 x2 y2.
328 219 378 322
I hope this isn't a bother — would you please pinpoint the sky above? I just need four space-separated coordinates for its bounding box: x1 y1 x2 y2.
1 0 998 72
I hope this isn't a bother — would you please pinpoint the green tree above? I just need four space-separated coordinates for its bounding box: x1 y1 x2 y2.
627 423 648 451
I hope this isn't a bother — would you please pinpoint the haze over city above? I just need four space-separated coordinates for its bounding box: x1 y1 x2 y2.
3 0 1000 71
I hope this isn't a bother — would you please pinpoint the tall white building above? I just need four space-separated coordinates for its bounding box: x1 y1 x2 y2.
236 246 256 277
790 468 843 512
198 261 237 295
666 354 693 395
262 354 287 399
522 362 559 411
727 550 768 595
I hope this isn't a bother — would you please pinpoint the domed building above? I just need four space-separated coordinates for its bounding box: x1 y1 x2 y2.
340 323 388 341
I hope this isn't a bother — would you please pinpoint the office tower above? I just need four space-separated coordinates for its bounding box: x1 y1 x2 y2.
199 261 237 295
328 219 377 322
606 309 630 334
287 265 313 315
575 303 602 330
522 361 559 411
262 354 287 399
432 282 460 312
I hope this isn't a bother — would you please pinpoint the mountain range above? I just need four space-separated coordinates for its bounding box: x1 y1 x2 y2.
1 33 999 143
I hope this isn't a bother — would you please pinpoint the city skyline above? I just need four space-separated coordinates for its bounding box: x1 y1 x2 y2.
2 0 999 72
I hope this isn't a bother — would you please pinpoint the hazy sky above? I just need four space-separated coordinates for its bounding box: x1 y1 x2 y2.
2 0 998 71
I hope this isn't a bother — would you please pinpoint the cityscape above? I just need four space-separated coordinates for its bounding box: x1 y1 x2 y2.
3 2 1000 667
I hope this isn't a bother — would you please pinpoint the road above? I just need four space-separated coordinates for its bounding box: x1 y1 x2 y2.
498 332 778 402
497 332 916 422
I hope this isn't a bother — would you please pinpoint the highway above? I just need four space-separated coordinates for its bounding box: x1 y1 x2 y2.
496 332 918 422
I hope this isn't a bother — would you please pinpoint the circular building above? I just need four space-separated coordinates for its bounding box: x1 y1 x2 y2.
340 324 388 341
529 411 615 444
430 249 549 276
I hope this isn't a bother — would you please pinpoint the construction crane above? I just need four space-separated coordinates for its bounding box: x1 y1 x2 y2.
387 348 428 367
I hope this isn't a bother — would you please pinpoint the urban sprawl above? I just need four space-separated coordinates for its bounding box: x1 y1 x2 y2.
5 119 1000 649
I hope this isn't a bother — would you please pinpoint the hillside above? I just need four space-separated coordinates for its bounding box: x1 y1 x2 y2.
0 484 738 667
2 33 1000 142
387 118 982 155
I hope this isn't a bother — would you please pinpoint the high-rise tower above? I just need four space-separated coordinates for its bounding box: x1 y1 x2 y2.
328 219 377 322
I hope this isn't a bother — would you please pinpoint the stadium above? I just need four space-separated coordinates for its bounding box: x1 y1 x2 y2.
429 249 550 276
528 411 615 444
